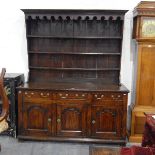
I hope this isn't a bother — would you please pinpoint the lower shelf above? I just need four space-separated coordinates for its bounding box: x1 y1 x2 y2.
18 135 126 145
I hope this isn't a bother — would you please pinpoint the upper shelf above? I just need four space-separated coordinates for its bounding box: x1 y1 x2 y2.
29 66 120 71
22 9 128 20
27 35 122 39
28 51 121 55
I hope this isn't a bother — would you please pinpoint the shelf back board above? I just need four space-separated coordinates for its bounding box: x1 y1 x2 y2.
22 9 128 84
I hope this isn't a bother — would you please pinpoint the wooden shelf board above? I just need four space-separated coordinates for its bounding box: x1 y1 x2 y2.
29 66 120 71
28 51 121 55
27 35 122 39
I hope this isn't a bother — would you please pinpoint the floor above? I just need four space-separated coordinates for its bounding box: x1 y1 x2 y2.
0 136 90 155
0 136 140 155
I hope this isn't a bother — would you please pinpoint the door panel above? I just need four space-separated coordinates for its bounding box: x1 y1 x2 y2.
96 109 116 132
27 106 47 130
61 107 81 130
23 102 55 137
91 105 122 139
56 102 90 137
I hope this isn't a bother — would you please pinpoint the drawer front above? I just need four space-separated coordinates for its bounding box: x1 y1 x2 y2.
53 92 91 100
93 93 123 102
23 91 52 102
92 101 124 107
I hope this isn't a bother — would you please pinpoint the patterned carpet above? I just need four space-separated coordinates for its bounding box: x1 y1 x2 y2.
90 146 120 155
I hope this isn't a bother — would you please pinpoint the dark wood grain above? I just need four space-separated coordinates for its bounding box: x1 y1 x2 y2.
56 102 89 137
17 81 128 92
18 9 128 144
25 9 124 83
17 87 128 143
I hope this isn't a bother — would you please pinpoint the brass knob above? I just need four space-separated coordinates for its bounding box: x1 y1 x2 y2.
40 92 49 97
48 118 51 122
57 118 61 123
101 95 104 98
92 120 96 124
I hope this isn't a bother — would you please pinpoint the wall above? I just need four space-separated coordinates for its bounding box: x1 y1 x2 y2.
0 0 153 107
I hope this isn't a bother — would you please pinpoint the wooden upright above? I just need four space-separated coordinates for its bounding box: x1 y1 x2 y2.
0 68 9 151
130 1 155 142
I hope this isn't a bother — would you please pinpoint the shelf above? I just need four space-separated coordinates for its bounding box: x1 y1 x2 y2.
27 35 122 39
28 51 121 55
26 10 124 84
29 66 120 71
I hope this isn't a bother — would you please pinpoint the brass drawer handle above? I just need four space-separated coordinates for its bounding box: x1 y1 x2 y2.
48 118 51 122
94 94 104 100
40 93 50 98
92 120 96 124
57 118 61 123
111 94 122 99
97 95 104 100
25 95 32 98
25 92 32 98
59 94 67 98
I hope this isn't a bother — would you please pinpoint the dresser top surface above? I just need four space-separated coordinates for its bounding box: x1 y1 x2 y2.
17 80 129 93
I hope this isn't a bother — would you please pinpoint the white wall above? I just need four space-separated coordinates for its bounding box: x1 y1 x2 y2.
0 0 154 106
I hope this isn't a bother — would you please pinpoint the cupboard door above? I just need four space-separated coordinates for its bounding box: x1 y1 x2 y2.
22 102 55 137
91 105 122 139
56 102 90 137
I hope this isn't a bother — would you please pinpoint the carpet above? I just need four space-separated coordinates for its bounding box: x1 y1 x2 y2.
90 146 120 155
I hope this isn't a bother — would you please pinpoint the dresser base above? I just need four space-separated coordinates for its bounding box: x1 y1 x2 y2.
18 135 126 145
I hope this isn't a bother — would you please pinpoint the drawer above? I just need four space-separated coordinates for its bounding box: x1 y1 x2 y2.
93 93 123 102
92 100 124 107
23 91 52 101
53 92 91 100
